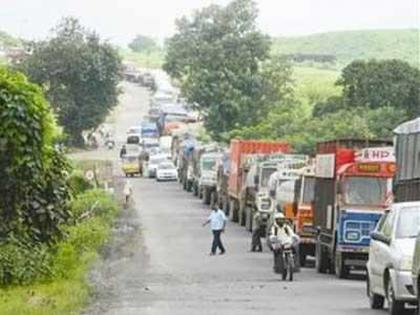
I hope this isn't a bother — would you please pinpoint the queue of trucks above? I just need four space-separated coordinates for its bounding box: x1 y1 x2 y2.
171 134 401 274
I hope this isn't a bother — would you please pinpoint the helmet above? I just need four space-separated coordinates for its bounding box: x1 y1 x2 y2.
274 212 285 220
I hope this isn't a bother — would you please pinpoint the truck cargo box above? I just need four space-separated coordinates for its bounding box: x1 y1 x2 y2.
394 118 420 201
228 140 289 199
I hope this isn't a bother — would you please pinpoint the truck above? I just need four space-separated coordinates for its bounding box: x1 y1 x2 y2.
216 150 230 214
228 140 290 226
190 144 219 198
178 137 196 191
394 118 420 201
314 139 395 278
199 151 223 206
293 165 317 267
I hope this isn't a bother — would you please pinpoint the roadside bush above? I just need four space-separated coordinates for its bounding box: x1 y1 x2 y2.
0 238 52 285
69 189 118 222
68 170 93 196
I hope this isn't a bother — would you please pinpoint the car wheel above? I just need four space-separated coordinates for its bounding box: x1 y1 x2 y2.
387 277 405 315
367 274 384 309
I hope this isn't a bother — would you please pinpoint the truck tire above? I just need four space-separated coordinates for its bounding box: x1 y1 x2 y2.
335 253 349 279
223 197 230 216
299 252 307 268
193 183 199 197
203 188 211 205
229 199 238 222
238 205 246 227
210 191 217 208
315 243 328 274
186 181 192 192
245 206 253 232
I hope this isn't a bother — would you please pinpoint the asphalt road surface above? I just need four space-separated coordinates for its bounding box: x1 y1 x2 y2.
84 82 415 315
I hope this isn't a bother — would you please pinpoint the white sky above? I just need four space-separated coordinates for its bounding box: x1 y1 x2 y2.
0 0 418 45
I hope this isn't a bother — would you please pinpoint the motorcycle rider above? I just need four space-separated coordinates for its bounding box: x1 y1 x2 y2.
268 212 299 274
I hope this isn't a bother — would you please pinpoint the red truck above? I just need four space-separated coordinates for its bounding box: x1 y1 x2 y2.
228 139 290 225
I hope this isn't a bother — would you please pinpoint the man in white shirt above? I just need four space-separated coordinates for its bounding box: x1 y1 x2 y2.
203 205 227 255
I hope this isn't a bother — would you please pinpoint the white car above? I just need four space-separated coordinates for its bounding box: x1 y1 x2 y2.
147 154 168 178
156 161 178 181
366 201 420 314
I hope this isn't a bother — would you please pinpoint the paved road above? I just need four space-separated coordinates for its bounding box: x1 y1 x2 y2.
84 82 415 315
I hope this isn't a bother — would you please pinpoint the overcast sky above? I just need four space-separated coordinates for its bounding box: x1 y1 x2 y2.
0 0 418 45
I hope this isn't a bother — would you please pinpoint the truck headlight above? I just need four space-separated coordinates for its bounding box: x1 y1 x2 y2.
398 255 413 271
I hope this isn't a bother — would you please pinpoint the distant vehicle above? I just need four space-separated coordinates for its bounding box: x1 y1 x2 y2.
126 133 141 145
147 154 169 178
156 161 178 181
127 126 142 135
142 138 160 152
367 202 420 314
158 104 189 135
121 155 141 177
141 122 159 138
151 92 174 107
159 136 173 156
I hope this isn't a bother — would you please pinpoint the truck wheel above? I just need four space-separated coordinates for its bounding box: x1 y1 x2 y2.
238 205 246 227
210 191 217 208
299 253 307 268
193 184 199 197
186 181 192 192
335 253 349 279
315 243 328 274
223 197 230 216
229 199 238 222
203 188 211 205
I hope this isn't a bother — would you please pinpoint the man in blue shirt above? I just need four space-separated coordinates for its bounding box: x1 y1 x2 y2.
203 205 227 255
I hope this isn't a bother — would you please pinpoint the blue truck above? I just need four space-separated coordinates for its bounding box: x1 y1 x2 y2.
314 139 395 278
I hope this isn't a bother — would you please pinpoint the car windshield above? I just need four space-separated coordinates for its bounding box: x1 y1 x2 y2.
202 158 216 171
396 207 420 239
302 177 315 204
159 163 175 170
260 168 277 188
343 176 387 206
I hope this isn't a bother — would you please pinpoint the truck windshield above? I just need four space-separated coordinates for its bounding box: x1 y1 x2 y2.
302 177 315 204
343 176 387 206
202 159 216 171
396 207 420 239
260 168 277 188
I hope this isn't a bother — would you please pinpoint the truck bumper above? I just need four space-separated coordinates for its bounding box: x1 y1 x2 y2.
337 246 369 269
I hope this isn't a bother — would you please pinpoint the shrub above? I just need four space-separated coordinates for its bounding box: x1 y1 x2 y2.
68 170 93 196
0 238 52 285
69 189 118 222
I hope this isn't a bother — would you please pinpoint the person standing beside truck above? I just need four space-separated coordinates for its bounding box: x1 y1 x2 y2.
203 205 227 255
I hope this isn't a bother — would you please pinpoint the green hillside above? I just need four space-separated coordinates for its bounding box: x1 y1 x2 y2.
0 30 22 48
272 29 420 68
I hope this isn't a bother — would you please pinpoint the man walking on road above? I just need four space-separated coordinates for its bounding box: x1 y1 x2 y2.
203 205 227 255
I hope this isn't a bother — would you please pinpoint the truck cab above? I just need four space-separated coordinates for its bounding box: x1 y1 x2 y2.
314 141 395 279
199 151 222 206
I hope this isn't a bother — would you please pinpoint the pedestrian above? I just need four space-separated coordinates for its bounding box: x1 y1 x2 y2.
120 144 127 159
123 179 133 206
202 205 227 255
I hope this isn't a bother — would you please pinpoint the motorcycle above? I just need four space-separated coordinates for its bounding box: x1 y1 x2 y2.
270 236 295 281
105 139 115 150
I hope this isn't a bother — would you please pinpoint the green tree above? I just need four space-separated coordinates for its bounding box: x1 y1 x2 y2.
164 0 277 139
17 17 122 145
129 35 159 53
0 67 71 243
337 59 420 116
